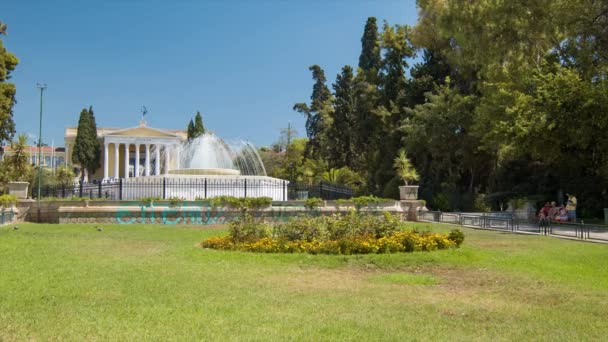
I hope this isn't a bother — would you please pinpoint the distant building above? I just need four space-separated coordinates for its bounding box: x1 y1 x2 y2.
0 145 66 169
64 120 187 182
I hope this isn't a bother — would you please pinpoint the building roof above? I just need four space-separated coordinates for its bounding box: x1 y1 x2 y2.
64 125 187 140
1 146 65 153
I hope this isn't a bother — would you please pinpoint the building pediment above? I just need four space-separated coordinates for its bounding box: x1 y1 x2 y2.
106 126 181 138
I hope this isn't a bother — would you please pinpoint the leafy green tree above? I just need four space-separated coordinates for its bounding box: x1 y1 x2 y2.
0 22 18 145
72 107 100 182
0 133 32 185
293 65 334 160
55 165 75 186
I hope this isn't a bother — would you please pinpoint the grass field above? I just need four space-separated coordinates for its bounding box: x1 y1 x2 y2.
1 222 607 341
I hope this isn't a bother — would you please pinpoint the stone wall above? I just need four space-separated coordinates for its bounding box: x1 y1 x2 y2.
17 199 425 224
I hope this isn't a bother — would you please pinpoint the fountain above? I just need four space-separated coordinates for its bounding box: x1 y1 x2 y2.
169 134 266 176
120 133 288 201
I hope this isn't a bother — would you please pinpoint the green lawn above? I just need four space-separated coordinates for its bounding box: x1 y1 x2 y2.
1 223 607 341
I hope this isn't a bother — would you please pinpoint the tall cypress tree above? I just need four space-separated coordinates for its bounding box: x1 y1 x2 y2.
293 65 333 160
187 119 195 141
359 17 381 73
330 65 356 168
72 106 100 181
193 111 205 136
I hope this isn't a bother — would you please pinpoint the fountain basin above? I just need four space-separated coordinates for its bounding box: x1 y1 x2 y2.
168 168 240 176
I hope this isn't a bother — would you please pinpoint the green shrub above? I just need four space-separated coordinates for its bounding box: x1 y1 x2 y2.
140 197 161 207
304 197 323 210
0 194 17 208
448 229 465 246
228 214 270 243
168 197 184 207
210 196 272 211
273 216 327 242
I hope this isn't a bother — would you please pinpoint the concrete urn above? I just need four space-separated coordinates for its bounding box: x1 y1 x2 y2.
399 185 419 200
7 181 29 199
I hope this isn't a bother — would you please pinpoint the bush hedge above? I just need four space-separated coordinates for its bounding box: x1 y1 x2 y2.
201 211 464 255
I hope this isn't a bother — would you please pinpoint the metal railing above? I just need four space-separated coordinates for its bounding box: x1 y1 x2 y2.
418 210 608 243
31 179 354 201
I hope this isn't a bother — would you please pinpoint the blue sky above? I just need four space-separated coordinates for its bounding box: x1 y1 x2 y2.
2 0 417 147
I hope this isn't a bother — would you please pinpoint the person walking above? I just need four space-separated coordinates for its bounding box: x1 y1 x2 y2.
566 193 577 222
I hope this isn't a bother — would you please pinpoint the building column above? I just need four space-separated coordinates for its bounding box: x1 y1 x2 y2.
154 144 160 175
114 143 119 179
145 144 150 176
163 144 170 175
103 142 109 181
175 145 181 169
124 143 130 179
134 143 140 177
65 144 69 166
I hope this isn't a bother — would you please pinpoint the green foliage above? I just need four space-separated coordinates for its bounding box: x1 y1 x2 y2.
321 167 364 190
139 197 161 207
228 213 269 243
304 197 323 210
187 111 205 141
293 65 334 160
448 229 465 247
168 197 184 207
393 150 419 185
359 17 381 73
0 193 17 207
432 192 451 212
72 106 100 181
473 194 491 213
0 23 18 145
54 166 75 186
203 211 459 255
210 196 272 211
278 6 608 215
0 133 32 184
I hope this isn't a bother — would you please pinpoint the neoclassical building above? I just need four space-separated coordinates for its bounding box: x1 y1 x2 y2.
64 120 187 182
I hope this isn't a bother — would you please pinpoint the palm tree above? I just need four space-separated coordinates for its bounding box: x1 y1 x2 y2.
6 134 32 182
393 150 419 185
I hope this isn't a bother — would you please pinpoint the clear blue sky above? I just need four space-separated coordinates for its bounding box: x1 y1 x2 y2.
3 0 417 147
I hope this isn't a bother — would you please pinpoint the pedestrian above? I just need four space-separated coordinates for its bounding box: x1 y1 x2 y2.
566 193 577 222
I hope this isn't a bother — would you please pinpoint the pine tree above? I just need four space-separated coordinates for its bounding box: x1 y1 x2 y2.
72 106 100 181
0 22 18 145
293 65 333 160
187 112 205 141
330 65 356 168
193 111 205 136
359 17 381 73
187 119 195 141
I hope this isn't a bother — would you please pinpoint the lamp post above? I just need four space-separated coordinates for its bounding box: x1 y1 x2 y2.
36 83 46 222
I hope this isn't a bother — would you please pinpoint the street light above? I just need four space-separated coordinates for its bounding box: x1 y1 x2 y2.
36 83 46 222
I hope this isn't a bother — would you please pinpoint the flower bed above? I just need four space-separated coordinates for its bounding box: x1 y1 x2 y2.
201 211 464 255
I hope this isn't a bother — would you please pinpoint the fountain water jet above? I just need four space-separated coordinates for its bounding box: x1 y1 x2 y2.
169 133 267 176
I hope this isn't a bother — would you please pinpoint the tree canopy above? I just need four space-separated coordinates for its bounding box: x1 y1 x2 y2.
72 107 100 181
0 22 18 145
277 7 608 216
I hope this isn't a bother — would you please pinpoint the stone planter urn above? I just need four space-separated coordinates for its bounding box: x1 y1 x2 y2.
7 181 29 199
399 185 419 200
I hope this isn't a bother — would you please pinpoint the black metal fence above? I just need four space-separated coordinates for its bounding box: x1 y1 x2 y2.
418 210 608 243
31 179 354 201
